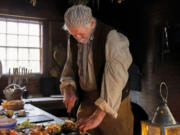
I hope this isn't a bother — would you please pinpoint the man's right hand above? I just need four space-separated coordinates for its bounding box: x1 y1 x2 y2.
63 85 77 113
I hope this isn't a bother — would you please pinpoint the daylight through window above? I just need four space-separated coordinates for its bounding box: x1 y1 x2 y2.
0 17 42 74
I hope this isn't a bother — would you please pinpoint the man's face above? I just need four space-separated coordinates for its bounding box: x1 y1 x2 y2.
66 19 95 44
67 25 92 44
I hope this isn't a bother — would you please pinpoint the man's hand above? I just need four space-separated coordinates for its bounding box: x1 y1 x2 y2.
77 107 106 132
63 85 77 113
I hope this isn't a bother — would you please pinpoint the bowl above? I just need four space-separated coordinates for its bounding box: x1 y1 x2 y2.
0 118 17 129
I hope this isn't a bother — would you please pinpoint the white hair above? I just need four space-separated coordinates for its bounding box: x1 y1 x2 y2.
64 4 92 27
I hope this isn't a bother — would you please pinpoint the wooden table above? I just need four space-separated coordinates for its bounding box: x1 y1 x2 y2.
0 104 91 135
15 104 64 125
0 104 65 125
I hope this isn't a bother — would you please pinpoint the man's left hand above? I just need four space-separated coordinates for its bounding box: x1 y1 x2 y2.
77 107 106 132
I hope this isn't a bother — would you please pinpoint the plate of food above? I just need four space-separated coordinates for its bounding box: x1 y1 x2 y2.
61 120 90 135
11 119 90 135
14 110 27 117
28 120 89 135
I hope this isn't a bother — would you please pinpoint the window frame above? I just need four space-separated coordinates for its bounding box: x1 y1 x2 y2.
0 16 43 75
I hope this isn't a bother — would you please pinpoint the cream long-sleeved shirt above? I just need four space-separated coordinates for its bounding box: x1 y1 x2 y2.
60 30 132 118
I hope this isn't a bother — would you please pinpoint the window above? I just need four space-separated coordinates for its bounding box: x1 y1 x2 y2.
0 17 43 74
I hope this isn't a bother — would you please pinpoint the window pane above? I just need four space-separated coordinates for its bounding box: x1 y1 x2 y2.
0 18 42 74
0 48 6 60
7 35 18 46
29 61 40 72
7 22 17 34
18 35 28 47
18 48 28 60
1 60 6 73
0 34 6 46
18 61 28 68
29 36 39 47
18 23 28 35
7 48 17 60
7 61 17 71
0 21 6 33
29 24 39 35
29 49 40 60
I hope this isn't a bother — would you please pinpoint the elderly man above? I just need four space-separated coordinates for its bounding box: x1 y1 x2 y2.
60 4 134 135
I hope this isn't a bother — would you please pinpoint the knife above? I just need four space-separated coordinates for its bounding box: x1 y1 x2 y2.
68 110 72 120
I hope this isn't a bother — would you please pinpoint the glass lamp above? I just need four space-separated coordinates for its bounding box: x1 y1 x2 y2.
141 82 180 135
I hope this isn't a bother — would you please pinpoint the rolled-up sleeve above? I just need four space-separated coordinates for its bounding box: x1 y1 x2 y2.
95 30 132 118
60 38 76 93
